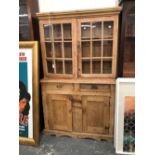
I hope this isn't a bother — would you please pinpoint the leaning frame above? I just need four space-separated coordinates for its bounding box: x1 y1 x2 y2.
19 41 40 146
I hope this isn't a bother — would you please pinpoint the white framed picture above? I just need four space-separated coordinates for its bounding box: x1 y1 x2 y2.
114 78 135 155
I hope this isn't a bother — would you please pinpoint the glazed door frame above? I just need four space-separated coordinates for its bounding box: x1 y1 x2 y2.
77 16 119 78
39 18 77 78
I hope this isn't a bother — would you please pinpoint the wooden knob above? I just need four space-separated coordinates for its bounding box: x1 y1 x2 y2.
57 83 63 88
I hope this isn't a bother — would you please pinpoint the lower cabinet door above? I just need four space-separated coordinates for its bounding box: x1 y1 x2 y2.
82 96 110 134
47 94 72 131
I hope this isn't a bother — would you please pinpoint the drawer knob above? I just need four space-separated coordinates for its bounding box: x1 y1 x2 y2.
56 84 63 88
69 95 73 100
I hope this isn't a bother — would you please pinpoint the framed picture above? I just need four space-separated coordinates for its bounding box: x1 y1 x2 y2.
114 78 135 155
19 41 39 146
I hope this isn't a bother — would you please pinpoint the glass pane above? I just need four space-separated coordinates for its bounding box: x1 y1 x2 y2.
103 61 112 74
81 22 91 39
92 41 101 57
19 16 31 41
53 24 61 40
92 22 102 39
65 61 72 74
64 42 72 58
44 24 52 41
63 24 72 40
54 42 62 58
45 42 53 57
103 41 113 57
47 60 54 73
19 0 31 41
56 60 63 74
82 61 90 74
19 0 27 14
82 42 90 57
103 21 113 38
92 61 101 74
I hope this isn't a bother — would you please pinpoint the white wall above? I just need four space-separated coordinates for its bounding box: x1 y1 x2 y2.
38 0 119 13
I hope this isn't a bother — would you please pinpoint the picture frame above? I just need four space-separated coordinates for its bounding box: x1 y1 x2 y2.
19 41 40 146
114 78 135 155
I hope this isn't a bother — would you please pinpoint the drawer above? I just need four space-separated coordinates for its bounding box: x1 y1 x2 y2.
45 83 74 91
80 84 110 92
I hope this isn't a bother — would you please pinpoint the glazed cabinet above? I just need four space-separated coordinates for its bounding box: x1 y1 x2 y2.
38 8 121 78
19 0 39 41
118 0 135 77
37 7 121 141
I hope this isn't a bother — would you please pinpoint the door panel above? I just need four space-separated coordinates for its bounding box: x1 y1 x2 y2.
40 19 77 78
47 94 72 131
77 17 116 78
82 96 110 134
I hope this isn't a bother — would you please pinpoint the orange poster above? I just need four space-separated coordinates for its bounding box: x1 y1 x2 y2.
123 96 135 152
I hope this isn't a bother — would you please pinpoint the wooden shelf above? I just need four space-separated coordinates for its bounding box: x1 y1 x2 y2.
81 38 113 41
82 57 112 60
46 58 72 61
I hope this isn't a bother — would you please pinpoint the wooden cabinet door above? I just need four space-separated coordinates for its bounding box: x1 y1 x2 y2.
39 19 77 78
77 16 119 78
47 94 72 131
82 96 110 134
